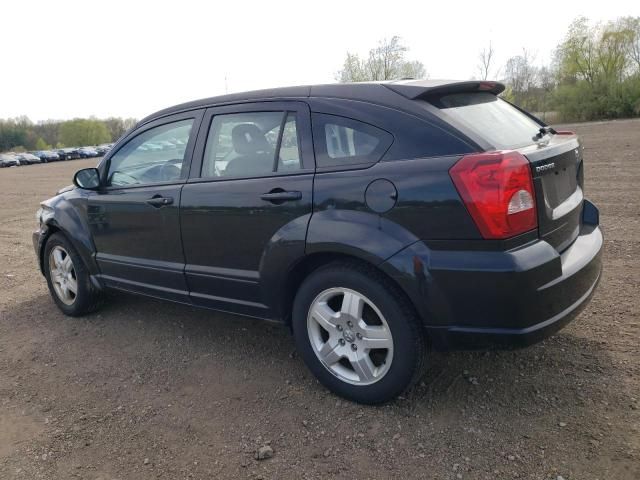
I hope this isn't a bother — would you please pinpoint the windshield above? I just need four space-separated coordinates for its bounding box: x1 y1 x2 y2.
427 92 543 149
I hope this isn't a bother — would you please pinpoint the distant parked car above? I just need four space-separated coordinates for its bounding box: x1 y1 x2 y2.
78 147 99 158
157 140 176 150
57 148 80 160
15 153 42 165
32 151 48 161
96 144 111 156
0 154 19 167
138 142 163 152
33 151 61 162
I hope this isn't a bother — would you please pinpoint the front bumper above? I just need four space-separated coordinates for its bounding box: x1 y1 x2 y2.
383 200 603 350
33 227 46 274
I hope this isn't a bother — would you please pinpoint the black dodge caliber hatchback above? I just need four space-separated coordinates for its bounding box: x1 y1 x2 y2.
34 80 603 403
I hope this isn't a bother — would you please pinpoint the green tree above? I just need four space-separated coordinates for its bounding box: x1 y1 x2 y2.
33 120 61 148
556 16 599 85
551 16 640 120
338 36 427 82
598 21 632 82
556 17 635 85
0 120 28 152
621 17 640 72
59 119 111 147
35 137 51 150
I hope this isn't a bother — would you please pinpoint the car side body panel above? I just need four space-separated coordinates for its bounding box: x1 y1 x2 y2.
88 184 189 303
179 101 316 319
304 96 485 295
83 110 203 303
180 176 314 318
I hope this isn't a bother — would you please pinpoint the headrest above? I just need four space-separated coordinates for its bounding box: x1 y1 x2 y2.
232 123 271 155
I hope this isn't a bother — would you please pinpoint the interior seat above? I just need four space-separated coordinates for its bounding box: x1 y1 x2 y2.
224 123 275 177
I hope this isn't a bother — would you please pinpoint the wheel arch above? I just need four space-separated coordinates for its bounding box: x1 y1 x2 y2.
37 223 61 274
278 251 422 330
39 215 99 280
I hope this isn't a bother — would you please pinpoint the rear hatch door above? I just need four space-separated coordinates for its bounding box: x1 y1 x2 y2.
518 135 584 252
417 88 584 251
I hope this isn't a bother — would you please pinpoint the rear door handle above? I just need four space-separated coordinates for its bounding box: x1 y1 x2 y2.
260 191 302 203
146 196 173 207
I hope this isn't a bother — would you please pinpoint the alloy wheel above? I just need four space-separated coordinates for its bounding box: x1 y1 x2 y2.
307 287 394 386
48 246 78 305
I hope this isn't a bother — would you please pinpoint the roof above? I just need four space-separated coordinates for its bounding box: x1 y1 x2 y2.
138 79 506 126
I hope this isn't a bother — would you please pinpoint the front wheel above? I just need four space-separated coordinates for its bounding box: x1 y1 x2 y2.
44 233 103 316
292 262 426 404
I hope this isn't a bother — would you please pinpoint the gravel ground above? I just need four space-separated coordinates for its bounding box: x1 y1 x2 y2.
0 119 638 480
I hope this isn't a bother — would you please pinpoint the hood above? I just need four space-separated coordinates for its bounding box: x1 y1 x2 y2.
56 184 75 195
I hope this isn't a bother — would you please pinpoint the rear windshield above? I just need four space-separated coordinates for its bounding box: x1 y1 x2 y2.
428 92 542 149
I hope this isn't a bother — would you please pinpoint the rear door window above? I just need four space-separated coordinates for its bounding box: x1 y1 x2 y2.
427 92 541 150
312 113 393 168
201 111 302 178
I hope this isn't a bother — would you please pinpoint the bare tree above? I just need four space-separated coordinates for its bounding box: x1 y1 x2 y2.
536 65 556 118
399 60 427 80
338 37 427 82
338 53 368 83
477 41 495 80
504 49 537 96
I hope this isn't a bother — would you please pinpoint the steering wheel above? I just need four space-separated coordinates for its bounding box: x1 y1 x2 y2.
158 162 181 181
109 170 139 186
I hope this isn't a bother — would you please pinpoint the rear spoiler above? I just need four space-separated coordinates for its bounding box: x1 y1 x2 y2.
383 80 505 100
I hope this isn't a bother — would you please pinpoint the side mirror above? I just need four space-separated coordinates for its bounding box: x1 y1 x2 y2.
73 168 101 190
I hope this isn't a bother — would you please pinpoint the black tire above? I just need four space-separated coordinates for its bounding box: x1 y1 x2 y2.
292 261 426 404
43 232 103 316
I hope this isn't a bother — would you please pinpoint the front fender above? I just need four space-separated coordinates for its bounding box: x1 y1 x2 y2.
36 190 99 277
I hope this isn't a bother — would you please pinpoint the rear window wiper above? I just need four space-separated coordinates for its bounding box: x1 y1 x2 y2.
532 126 557 141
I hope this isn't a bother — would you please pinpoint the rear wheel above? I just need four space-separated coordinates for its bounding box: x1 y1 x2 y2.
44 233 103 316
293 262 425 404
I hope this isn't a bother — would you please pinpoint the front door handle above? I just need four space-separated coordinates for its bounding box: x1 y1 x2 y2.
260 190 302 203
146 196 173 207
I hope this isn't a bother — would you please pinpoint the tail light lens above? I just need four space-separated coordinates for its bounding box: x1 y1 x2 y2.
449 151 537 239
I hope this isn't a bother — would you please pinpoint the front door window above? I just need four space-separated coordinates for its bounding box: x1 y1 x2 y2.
107 119 194 187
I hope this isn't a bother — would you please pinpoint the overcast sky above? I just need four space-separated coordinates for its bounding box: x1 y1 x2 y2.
2 0 637 121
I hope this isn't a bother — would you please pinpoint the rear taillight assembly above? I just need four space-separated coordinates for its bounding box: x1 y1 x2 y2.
449 151 537 239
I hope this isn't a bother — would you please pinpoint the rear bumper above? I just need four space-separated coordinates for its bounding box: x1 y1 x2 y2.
382 200 603 350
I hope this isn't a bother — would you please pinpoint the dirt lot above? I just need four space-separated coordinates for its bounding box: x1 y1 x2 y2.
1 119 638 480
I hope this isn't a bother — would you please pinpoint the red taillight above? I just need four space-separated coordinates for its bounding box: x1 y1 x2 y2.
555 130 575 135
449 151 537 239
